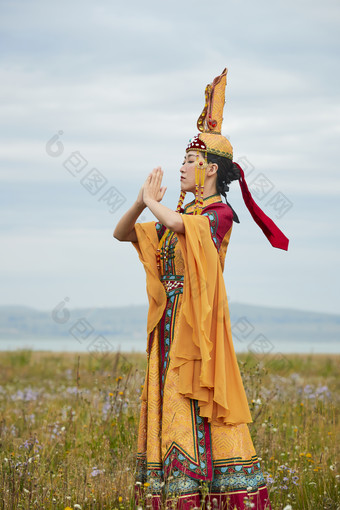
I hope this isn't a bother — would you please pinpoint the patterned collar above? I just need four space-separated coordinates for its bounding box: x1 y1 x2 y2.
183 194 222 214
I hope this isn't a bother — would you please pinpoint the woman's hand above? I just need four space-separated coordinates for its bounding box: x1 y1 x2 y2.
136 184 145 208
143 167 167 205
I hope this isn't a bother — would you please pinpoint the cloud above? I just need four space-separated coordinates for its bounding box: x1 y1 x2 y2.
0 0 339 314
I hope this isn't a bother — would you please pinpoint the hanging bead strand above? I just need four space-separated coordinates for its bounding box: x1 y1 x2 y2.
198 152 207 214
194 153 200 215
176 191 186 212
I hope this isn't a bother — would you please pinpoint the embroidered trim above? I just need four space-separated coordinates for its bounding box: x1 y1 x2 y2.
163 401 213 481
211 456 267 492
184 194 222 213
202 210 220 250
161 278 184 293
155 221 166 241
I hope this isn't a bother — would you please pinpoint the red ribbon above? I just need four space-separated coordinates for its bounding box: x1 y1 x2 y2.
234 162 289 251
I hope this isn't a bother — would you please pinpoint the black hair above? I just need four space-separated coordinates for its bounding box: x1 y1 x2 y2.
206 153 240 223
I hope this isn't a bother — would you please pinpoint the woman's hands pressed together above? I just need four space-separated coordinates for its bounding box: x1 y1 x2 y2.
114 167 167 242
141 167 167 206
134 166 184 234
114 162 184 241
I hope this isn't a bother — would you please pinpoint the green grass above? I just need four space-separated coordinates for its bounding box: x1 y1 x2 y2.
0 349 338 509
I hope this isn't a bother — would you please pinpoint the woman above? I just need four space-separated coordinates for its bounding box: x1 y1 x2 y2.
114 69 289 509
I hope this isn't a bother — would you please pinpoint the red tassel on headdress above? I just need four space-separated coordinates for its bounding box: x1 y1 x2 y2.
234 162 289 251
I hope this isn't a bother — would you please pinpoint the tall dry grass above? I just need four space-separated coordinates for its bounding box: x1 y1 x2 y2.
0 349 338 509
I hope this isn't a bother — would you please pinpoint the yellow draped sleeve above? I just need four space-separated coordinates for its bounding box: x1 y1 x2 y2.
174 214 252 426
131 222 167 351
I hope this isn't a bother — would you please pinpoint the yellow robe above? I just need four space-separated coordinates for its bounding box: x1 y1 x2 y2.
131 198 270 507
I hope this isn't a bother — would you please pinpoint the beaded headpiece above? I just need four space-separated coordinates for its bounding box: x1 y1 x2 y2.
175 68 290 251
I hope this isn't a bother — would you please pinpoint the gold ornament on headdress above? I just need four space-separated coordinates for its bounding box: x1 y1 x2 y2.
192 67 233 160
197 68 227 134
157 68 233 271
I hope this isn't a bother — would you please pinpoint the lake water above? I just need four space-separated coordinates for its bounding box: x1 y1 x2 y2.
0 337 339 355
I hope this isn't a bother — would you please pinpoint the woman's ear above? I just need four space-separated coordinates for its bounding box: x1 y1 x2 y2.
207 162 218 176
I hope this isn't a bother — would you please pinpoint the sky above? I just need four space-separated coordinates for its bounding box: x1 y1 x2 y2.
1 0 339 316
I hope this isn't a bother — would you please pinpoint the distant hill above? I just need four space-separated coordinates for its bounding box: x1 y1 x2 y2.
0 303 339 353
0 304 146 340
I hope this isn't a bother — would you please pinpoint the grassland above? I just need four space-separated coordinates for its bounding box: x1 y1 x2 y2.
0 349 339 509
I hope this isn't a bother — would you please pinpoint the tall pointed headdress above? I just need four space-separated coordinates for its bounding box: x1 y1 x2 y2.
188 67 233 159
176 68 289 251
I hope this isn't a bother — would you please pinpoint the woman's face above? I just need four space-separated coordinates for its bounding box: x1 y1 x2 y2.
180 150 206 193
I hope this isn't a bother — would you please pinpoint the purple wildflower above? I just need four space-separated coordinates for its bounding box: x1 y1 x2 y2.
91 467 105 477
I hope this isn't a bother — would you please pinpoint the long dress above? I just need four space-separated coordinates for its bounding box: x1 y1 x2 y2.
131 193 272 510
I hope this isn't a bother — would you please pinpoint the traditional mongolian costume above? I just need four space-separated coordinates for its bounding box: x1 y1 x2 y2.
131 68 289 509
